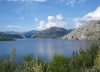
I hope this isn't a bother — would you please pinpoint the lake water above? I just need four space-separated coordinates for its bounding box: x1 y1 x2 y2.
0 38 99 61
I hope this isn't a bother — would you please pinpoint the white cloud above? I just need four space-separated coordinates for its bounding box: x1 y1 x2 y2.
0 25 28 32
38 20 46 30
74 18 86 28
37 14 67 30
66 0 76 7
59 0 86 7
0 25 21 28
37 15 88 30
84 6 100 20
48 16 55 21
56 14 64 20
74 6 100 28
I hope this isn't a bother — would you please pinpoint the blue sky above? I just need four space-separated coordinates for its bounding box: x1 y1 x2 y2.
0 0 100 32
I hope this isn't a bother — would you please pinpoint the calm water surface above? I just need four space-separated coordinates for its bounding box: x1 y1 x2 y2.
0 38 99 61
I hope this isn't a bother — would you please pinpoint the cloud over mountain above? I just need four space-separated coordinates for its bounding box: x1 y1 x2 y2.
37 14 67 30
75 6 100 28
37 6 100 30
84 6 100 20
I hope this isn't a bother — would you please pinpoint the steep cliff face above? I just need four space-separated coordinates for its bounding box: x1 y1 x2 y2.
62 20 100 40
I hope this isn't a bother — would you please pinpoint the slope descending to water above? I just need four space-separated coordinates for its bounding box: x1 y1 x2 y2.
62 20 100 40
0 32 25 39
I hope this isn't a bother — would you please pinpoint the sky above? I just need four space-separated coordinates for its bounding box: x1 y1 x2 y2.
0 0 100 32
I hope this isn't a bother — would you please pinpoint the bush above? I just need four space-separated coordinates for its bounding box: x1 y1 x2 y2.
95 47 100 71
98 38 100 40
47 55 71 72
23 55 33 62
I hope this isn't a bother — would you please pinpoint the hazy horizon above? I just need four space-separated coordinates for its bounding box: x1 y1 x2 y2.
0 0 100 32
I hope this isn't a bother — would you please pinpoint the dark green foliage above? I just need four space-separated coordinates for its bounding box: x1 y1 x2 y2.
23 30 39 38
14 61 34 72
47 55 71 72
97 21 100 24
23 55 33 62
70 44 99 71
0 37 14 41
46 44 99 72
0 58 16 72
86 44 99 67
5 34 24 39
0 59 6 72
0 32 24 40
95 47 100 71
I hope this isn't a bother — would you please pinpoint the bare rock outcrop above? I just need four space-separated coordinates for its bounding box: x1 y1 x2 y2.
62 20 100 40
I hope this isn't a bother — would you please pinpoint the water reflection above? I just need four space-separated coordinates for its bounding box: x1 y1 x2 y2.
0 39 99 61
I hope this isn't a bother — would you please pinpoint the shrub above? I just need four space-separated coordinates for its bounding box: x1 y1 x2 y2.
24 55 33 62
14 56 43 72
98 38 100 40
95 47 100 71
47 55 71 72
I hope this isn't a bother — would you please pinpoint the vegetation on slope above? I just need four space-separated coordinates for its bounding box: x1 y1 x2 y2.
0 37 14 41
32 27 73 38
0 32 24 40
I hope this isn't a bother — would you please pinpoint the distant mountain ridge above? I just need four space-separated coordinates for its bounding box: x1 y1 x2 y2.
1 20 100 40
0 27 73 39
32 27 73 38
23 30 39 38
0 32 24 39
4 31 22 34
62 20 100 40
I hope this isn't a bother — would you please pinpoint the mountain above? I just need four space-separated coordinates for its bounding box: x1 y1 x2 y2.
62 20 100 40
0 32 14 41
4 30 40 38
5 34 25 39
23 30 39 38
4 31 21 34
0 27 73 39
32 27 73 38
0 32 6 38
0 32 24 39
